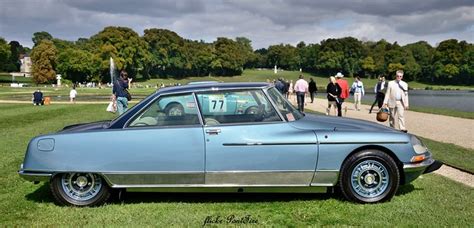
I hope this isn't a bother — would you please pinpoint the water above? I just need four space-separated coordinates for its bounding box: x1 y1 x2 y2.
317 90 474 112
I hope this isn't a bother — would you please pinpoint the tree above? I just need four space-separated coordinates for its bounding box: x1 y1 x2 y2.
404 41 433 82
387 63 404 78
32 31 53 46
31 40 57 84
432 39 465 83
315 51 344 75
8 41 26 71
361 56 376 78
0 37 12 72
143 28 186 77
212 37 246 75
56 48 97 83
320 37 366 76
90 26 151 81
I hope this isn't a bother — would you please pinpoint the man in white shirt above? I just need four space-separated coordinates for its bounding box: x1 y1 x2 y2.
69 86 78 104
383 70 409 132
294 74 309 112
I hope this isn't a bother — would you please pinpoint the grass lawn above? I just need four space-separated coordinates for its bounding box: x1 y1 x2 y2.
0 103 473 226
422 137 474 173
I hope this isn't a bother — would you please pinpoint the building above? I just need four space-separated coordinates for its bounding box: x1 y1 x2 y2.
10 54 32 77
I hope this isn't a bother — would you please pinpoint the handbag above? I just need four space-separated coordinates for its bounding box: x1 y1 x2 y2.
106 101 116 113
376 108 389 122
124 89 132 101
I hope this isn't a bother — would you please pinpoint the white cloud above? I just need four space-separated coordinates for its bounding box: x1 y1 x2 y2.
0 0 472 49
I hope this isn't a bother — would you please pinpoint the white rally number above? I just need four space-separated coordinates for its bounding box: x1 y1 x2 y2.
208 95 227 112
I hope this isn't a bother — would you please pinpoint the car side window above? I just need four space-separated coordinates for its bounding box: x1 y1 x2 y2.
128 93 200 127
196 90 281 125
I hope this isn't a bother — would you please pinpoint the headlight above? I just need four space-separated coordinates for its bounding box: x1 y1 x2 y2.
410 135 428 154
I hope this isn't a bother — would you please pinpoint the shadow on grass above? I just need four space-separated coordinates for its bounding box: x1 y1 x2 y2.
395 183 419 196
25 182 418 205
25 183 54 203
118 192 334 204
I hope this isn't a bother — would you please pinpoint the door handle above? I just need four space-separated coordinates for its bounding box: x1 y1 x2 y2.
206 129 221 135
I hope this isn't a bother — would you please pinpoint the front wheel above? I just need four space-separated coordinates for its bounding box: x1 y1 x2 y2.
339 150 400 203
50 173 111 206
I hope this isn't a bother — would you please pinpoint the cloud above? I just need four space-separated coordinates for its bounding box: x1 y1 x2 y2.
0 0 472 49
63 0 205 18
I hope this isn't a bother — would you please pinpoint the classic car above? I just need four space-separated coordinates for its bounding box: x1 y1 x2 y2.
19 82 441 206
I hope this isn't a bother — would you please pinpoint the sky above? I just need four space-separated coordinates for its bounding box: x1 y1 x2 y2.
1 0 473 49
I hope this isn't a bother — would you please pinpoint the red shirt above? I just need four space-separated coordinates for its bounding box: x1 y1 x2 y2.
336 78 350 99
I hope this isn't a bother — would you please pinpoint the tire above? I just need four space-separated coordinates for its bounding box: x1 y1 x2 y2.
245 106 259 114
165 103 184 116
339 150 400 203
50 173 111 206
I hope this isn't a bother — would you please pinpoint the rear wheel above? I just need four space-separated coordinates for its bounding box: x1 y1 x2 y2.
339 150 400 203
50 173 111 206
165 103 184 116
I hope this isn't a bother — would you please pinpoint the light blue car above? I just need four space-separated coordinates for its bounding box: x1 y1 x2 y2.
19 82 441 206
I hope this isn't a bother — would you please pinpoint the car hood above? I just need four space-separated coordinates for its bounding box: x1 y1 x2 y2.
60 120 111 133
290 114 398 132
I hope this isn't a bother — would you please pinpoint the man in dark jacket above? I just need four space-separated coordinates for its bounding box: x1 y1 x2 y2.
308 78 317 103
32 89 43 105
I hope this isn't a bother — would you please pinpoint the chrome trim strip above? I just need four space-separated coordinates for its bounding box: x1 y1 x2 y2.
319 141 408 145
125 186 327 193
223 142 317 146
403 158 435 172
102 173 204 186
311 170 339 186
205 171 314 185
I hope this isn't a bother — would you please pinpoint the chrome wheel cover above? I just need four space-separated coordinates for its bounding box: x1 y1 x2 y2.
61 173 102 201
351 160 389 198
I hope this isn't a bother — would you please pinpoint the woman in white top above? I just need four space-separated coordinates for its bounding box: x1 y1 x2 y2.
351 76 365 111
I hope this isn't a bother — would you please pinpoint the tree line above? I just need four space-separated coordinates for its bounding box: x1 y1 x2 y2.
0 26 472 85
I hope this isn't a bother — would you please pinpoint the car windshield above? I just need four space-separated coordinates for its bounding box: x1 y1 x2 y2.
266 87 303 121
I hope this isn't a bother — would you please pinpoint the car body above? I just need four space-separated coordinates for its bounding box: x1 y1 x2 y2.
19 82 441 206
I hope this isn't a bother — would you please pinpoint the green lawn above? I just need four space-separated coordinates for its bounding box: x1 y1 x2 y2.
422 137 474 173
0 103 472 226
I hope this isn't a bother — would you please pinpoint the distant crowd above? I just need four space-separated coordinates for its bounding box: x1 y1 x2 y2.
271 70 410 132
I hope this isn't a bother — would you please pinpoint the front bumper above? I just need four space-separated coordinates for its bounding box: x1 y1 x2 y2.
402 158 443 184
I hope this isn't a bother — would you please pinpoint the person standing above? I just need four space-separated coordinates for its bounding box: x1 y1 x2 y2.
113 70 130 115
308 78 318 103
351 76 365 111
326 76 341 116
383 70 409 132
288 80 294 101
294 74 309 112
335 72 349 116
69 86 78 104
32 89 43 106
275 78 285 94
369 75 388 113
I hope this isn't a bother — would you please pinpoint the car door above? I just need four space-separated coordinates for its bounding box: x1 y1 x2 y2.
196 89 318 186
102 93 205 186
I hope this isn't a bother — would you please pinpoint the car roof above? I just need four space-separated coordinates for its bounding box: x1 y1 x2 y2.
156 82 272 95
